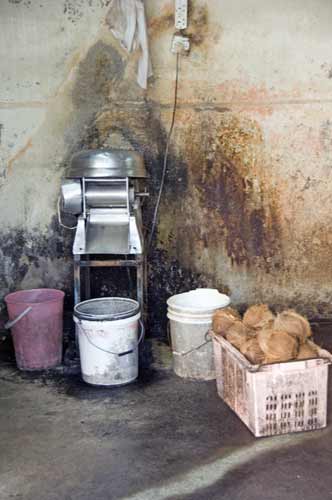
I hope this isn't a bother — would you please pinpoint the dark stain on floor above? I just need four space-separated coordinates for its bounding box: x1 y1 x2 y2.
1 323 332 499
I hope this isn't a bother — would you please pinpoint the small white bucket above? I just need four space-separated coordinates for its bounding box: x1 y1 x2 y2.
167 289 230 380
74 297 144 386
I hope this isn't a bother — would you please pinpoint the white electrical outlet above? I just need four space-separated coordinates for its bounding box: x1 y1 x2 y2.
171 35 190 54
175 0 188 30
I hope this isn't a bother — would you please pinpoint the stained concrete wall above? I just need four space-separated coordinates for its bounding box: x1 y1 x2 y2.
1 0 332 332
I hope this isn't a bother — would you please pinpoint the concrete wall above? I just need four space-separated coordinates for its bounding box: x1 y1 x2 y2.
1 0 332 332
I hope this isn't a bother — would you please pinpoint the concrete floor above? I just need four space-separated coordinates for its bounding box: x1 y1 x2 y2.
1 326 332 500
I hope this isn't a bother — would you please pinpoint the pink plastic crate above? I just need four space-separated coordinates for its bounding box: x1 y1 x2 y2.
212 334 330 437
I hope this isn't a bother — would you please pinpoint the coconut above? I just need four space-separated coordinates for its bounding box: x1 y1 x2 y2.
257 329 299 363
225 320 248 350
243 304 275 330
212 307 241 336
240 338 265 365
274 310 311 345
296 341 318 360
246 326 259 339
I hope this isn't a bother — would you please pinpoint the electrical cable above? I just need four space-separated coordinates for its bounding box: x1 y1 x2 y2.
147 52 180 252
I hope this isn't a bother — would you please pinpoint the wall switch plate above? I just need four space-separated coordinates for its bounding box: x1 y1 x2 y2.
171 35 190 54
175 0 188 30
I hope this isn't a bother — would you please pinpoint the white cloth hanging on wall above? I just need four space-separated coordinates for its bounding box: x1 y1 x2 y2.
106 0 153 89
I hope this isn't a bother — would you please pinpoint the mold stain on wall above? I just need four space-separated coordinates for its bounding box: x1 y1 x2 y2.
0 218 73 310
149 1 219 48
0 0 228 327
0 37 127 309
195 113 282 270
157 110 283 279
82 95 286 327
3 0 332 328
0 8 306 326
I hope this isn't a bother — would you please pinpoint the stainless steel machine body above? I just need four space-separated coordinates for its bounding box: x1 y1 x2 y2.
61 149 148 310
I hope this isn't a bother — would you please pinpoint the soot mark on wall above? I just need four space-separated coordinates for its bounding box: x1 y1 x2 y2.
0 217 73 310
4 0 332 330
72 41 124 109
0 40 126 310
0 19 283 333
76 102 283 333
2 34 282 333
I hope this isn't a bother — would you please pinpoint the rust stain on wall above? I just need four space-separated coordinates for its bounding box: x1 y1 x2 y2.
7 138 33 175
4 0 332 324
2 20 288 328
187 4 209 47
148 2 174 35
83 79 284 310
158 110 283 281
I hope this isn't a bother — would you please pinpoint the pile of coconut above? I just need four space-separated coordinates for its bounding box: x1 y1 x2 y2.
212 304 331 365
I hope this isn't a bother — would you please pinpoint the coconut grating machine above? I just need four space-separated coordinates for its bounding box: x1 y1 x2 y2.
60 149 148 312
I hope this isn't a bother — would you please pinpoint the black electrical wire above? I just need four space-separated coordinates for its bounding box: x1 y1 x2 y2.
147 53 180 252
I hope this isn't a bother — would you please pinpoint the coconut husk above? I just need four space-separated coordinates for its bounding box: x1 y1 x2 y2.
296 341 318 360
212 307 241 336
240 338 265 365
246 326 259 339
257 329 299 363
225 320 248 350
274 310 312 344
243 304 275 330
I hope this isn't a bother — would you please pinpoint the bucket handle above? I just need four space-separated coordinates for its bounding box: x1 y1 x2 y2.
4 306 32 330
172 330 212 357
79 319 145 357
167 321 172 349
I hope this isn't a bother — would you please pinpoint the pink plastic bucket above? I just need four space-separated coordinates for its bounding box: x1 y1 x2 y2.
5 288 65 370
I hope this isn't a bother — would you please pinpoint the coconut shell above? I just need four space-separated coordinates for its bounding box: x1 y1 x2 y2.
257 329 299 363
240 338 265 365
274 310 312 344
296 341 318 360
225 320 248 350
243 304 275 330
212 307 241 336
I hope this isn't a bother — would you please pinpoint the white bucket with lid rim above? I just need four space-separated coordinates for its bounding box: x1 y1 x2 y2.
74 297 144 386
167 289 230 380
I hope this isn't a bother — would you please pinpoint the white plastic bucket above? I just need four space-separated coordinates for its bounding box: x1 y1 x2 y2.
74 297 144 386
167 289 230 380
